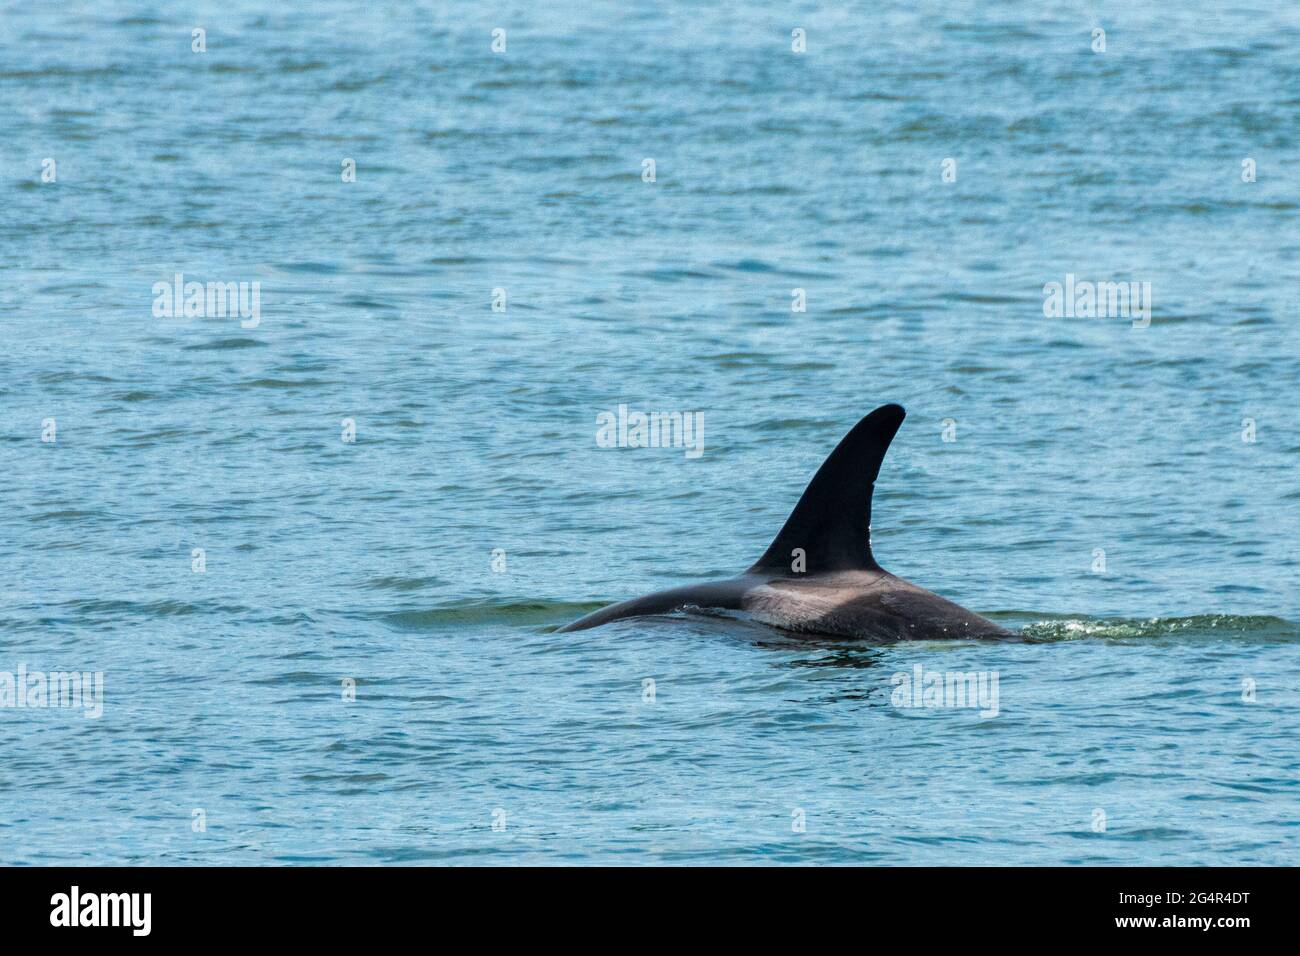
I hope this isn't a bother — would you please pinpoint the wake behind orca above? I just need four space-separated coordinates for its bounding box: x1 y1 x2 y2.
560 404 1013 640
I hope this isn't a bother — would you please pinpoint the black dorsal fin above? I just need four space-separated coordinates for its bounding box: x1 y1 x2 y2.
748 404 905 575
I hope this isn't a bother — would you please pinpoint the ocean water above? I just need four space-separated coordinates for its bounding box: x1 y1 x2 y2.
2 1 1298 864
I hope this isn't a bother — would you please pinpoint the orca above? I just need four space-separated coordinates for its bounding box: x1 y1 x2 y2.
558 404 1013 640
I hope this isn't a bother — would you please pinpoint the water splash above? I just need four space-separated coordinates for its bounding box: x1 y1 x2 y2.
1018 614 1297 643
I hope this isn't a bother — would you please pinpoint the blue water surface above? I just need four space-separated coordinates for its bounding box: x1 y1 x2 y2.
1 1 1298 864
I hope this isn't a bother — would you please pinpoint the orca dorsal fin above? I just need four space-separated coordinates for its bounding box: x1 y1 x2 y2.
748 404 905 575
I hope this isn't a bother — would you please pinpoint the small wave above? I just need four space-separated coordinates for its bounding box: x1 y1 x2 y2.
362 575 445 593
8 597 252 626
182 337 266 351
1017 614 1297 642
383 599 601 630
240 378 334 389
